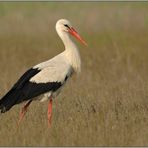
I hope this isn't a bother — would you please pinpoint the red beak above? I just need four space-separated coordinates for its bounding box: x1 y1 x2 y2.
68 27 87 46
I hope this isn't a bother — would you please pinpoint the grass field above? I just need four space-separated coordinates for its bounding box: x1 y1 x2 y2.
0 2 148 146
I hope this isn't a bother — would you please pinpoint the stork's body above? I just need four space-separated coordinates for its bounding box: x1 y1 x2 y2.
0 19 87 126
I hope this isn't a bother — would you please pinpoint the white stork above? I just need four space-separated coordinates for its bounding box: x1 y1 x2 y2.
0 19 87 126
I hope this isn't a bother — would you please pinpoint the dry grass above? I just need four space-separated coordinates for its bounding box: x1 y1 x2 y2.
0 2 148 146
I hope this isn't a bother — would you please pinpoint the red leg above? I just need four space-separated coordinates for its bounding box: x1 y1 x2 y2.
47 98 52 127
18 100 32 126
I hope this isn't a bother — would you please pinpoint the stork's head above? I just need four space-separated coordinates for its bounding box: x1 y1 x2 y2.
56 19 87 46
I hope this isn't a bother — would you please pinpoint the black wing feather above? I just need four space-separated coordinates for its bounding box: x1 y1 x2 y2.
13 68 41 89
0 68 40 113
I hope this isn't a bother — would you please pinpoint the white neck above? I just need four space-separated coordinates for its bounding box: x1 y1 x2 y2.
57 30 81 73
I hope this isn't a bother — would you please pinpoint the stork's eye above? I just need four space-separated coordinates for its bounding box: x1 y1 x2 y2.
64 24 70 28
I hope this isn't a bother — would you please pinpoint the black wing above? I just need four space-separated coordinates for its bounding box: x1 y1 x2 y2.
0 68 41 113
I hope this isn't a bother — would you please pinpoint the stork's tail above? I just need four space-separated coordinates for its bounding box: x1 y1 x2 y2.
0 89 21 113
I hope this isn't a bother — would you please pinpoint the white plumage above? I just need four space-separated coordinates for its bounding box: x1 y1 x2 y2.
30 54 73 84
0 19 87 126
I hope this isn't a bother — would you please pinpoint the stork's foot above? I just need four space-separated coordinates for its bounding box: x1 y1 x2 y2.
17 100 32 127
47 99 52 127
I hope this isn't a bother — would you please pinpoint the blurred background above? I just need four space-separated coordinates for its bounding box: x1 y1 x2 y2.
0 2 148 146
